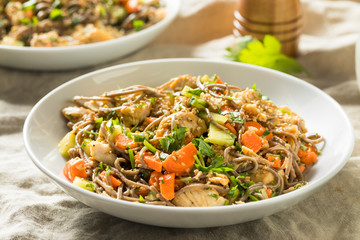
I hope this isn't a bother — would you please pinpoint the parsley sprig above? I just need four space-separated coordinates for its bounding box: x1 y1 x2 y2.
159 125 188 153
192 138 234 173
225 35 307 75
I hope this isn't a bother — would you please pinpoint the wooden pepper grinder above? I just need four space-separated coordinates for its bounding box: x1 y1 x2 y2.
233 0 302 57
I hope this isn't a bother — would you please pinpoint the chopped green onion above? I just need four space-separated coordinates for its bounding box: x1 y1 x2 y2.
189 96 209 109
180 177 192 183
300 145 309 151
128 149 135 169
132 19 145 31
84 130 98 135
223 96 237 101
139 195 146 203
248 194 259 201
144 140 157 153
134 133 145 142
159 152 169 161
262 129 271 138
280 108 291 115
50 8 63 20
209 193 219 199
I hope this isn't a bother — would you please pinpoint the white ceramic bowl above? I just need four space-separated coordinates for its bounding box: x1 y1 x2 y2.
23 59 354 228
0 0 180 71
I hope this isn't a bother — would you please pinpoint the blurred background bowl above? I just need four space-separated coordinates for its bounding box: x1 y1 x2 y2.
0 0 180 71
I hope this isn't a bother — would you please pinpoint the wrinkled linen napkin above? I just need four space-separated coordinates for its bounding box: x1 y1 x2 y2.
1 0 360 239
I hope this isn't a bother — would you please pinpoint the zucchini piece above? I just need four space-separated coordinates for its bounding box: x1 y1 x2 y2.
189 96 209 109
73 177 96 192
210 112 228 125
205 123 235 146
81 138 92 156
58 131 76 159
109 125 122 142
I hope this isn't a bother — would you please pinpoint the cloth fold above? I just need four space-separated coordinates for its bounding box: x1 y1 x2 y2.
1 0 360 239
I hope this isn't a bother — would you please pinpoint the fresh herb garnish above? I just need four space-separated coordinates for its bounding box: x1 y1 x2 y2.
262 129 271 138
225 35 306 75
159 125 188 153
95 117 103 129
134 133 145 143
195 155 234 173
300 145 309 151
50 8 63 20
185 89 203 97
144 140 158 153
209 193 219 199
139 195 146 203
132 19 145 31
128 149 135 169
228 112 244 125
192 137 216 158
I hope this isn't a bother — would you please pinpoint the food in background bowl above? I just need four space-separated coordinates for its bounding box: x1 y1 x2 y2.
58 74 324 206
0 0 165 47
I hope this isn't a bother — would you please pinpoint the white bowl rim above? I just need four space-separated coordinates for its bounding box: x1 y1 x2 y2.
23 58 355 214
0 0 180 52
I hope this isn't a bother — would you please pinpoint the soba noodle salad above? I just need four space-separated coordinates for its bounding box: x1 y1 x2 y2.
0 0 165 47
59 74 324 207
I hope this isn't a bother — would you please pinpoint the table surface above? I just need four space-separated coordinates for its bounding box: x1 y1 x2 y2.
1 0 360 239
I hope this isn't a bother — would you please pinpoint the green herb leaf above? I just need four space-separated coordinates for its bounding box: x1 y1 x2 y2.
186 89 203 97
228 112 244 125
262 129 271 138
139 195 146 203
192 137 216 158
132 19 145 31
226 35 306 75
300 145 309 151
225 35 256 61
50 8 63 20
159 126 188 153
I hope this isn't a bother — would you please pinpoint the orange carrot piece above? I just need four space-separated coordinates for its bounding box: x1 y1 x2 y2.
215 77 224 84
99 171 122 188
267 155 281 168
162 142 197 175
266 188 272 198
185 134 195 144
124 0 139 13
298 144 318 165
63 158 87 182
241 130 263 153
220 105 236 113
115 133 138 150
25 9 33 19
245 121 265 136
265 132 273 141
146 117 157 124
135 152 162 172
159 173 175 200
225 122 237 135
299 164 306 173
144 154 162 172
149 171 162 190
138 187 149 197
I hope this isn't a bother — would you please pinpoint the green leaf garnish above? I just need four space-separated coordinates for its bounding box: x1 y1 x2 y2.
159 125 188 153
226 35 306 75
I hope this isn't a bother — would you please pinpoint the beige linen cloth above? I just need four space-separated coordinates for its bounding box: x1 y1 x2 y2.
1 0 360 239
